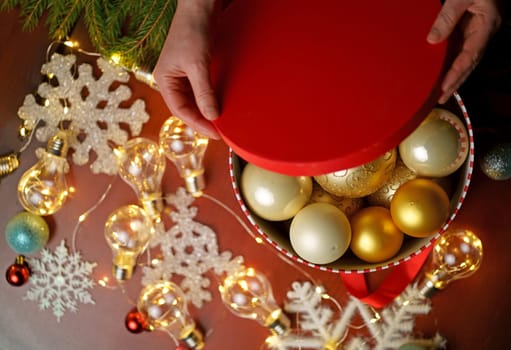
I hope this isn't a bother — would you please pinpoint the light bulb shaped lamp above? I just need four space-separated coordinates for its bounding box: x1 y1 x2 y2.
137 280 204 349
17 131 70 216
104 204 153 280
420 228 483 297
159 116 209 197
114 138 166 222
219 266 290 335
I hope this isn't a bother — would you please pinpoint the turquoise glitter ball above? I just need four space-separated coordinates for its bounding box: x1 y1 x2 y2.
5 212 50 254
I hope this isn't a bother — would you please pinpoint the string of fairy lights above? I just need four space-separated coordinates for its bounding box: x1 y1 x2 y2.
1 39 485 350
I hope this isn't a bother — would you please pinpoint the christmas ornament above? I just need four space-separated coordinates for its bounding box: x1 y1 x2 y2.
419 228 483 297
125 307 151 334
349 207 404 263
143 188 244 308
219 266 290 336
5 255 31 287
18 52 149 175
308 182 364 217
289 203 351 265
24 240 97 322
0 152 20 179
104 204 154 281
114 137 166 222
314 149 396 198
159 116 209 197
390 179 450 238
240 163 312 221
5 211 50 254
137 280 205 349
479 142 511 180
17 131 70 216
399 108 468 177
266 281 445 350
367 159 416 208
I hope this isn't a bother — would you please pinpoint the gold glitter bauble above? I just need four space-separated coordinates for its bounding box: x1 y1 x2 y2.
367 159 416 208
390 178 450 238
399 108 469 177
309 182 365 217
290 203 351 265
241 163 312 221
314 149 397 198
350 206 404 263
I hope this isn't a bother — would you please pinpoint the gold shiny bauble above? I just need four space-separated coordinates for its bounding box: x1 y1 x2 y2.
290 203 351 265
309 182 365 217
241 163 312 221
367 159 416 208
314 149 397 198
350 206 404 263
390 178 450 238
399 108 469 177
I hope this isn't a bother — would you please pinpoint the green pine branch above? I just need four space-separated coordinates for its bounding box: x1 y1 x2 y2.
2 0 177 69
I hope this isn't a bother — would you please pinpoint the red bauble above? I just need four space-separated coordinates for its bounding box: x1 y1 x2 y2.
5 255 30 287
125 308 149 334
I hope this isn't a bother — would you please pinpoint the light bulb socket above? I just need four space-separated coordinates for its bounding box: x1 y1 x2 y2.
185 174 206 197
0 153 20 178
47 132 69 157
418 279 440 298
266 310 290 336
132 67 159 90
141 197 164 221
113 264 134 281
180 326 204 349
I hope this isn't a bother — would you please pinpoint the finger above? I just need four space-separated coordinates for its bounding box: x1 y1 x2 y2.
160 78 221 139
439 19 493 103
187 62 220 121
427 0 469 43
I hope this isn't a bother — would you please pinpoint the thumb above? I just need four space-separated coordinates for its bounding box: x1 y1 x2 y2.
188 63 219 121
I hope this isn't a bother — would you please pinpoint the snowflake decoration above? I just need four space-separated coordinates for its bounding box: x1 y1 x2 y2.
142 187 244 308
24 240 97 322
266 281 446 350
18 52 149 175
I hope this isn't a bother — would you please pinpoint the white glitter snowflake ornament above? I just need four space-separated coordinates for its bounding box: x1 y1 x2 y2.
24 240 97 322
142 187 244 308
18 52 150 175
266 281 446 350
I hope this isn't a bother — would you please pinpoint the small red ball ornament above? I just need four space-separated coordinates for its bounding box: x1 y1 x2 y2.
5 255 30 287
125 308 150 334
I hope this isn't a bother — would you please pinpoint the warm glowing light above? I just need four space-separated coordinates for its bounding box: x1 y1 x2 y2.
138 281 204 349
63 40 78 48
255 237 264 244
420 228 483 296
219 266 290 335
159 116 209 197
17 131 70 216
104 204 154 281
114 138 166 222
110 53 122 65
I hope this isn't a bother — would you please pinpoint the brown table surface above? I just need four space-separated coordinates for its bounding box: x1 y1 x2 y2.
1 8 511 350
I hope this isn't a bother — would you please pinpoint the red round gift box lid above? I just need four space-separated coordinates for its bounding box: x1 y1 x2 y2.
210 0 448 176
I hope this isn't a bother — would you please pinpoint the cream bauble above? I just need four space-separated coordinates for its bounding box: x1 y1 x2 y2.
390 178 450 238
314 149 397 198
241 163 312 221
350 206 404 263
290 203 351 265
399 108 468 177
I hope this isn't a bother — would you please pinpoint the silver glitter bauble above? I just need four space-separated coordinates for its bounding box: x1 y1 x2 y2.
480 142 511 181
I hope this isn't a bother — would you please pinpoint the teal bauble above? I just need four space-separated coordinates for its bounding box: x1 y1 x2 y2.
5 212 50 254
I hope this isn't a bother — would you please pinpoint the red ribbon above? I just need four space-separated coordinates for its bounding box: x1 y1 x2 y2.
341 246 433 308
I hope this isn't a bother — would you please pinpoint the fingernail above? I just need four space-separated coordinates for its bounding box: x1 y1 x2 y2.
204 106 219 121
427 28 441 44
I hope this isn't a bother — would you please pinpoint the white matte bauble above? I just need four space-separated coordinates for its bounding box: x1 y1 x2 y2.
290 203 351 264
241 163 312 221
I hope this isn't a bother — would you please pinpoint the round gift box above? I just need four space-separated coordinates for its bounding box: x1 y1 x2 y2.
229 93 473 273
